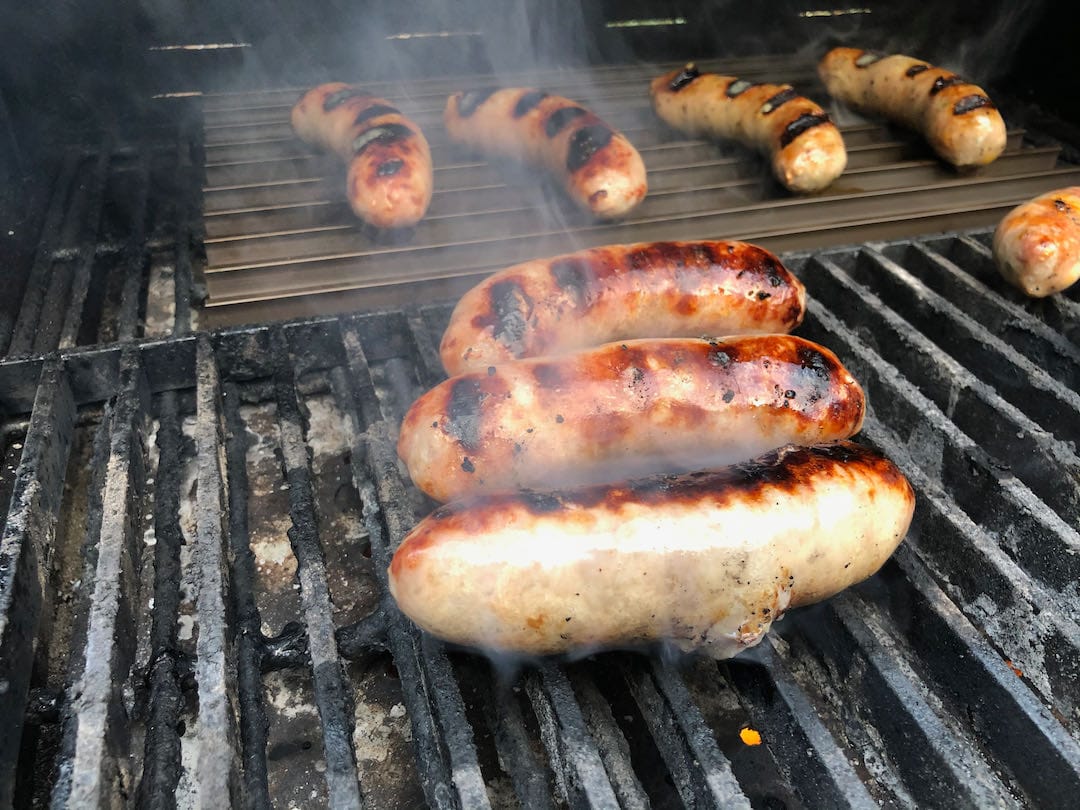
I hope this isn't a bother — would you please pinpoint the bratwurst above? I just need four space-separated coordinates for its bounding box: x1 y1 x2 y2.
389 441 914 658
398 335 866 502
650 65 847 193
817 47 1006 169
443 87 648 219
993 186 1080 297
291 83 433 228
439 240 806 375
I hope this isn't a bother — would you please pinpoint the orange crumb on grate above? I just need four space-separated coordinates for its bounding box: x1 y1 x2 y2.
1005 659 1024 678
739 727 762 746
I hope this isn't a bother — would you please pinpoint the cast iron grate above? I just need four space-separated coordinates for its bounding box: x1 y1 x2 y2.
1 226 1079 808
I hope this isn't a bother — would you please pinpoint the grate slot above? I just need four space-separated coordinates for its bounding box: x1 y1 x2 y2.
114 154 153 345
0 360 75 806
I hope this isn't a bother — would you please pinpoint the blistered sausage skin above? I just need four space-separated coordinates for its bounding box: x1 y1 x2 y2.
440 240 806 376
291 83 433 228
993 187 1080 297
389 441 914 659
443 87 647 219
817 48 1006 169
398 335 865 502
650 65 847 193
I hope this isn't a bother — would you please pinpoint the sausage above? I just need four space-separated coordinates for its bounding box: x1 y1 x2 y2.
650 64 847 193
291 83 433 229
993 187 1080 297
439 240 806 376
817 47 1006 169
389 441 914 659
398 335 866 502
443 87 648 219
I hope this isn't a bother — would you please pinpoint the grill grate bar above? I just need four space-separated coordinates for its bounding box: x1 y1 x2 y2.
269 329 362 809
115 154 153 344
0 360 75 807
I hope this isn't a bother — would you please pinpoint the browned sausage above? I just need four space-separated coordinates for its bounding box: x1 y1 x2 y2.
398 335 866 502
439 240 806 376
443 87 647 219
993 187 1080 297
291 82 433 228
650 65 847 193
389 441 915 658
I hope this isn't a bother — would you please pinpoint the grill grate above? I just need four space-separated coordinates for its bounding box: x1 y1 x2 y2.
196 55 1080 326
2 224 1079 807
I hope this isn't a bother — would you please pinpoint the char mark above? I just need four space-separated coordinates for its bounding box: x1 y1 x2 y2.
352 123 414 155
545 106 589 137
905 64 929 77
446 378 486 451
520 490 566 514
322 87 367 112
550 258 594 309
726 78 756 98
353 104 400 127
779 112 830 148
670 64 701 91
930 75 965 96
761 87 798 115
514 90 549 117
1054 198 1070 213
375 158 404 177
489 279 532 354
567 125 613 172
952 94 992 115
457 87 500 117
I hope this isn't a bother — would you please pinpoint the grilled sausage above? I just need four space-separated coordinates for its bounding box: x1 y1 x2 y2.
817 47 1006 169
398 335 866 502
650 65 847 193
443 87 648 219
389 441 914 659
291 83 433 229
440 240 806 376
993 187 1080 297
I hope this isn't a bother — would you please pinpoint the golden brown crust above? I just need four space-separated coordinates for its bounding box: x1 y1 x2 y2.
439 240 806 375
993 186 1080 297
443 87 647 219
291 83 433 228
399 336 866 502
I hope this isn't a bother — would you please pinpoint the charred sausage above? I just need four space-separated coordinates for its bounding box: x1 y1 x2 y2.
650 65 847 193
443 87 648 219
291 83 433 228
440 240 806 375
398 335 866 502
993 187 1080 297
817 47 1006 169
389 441 914 659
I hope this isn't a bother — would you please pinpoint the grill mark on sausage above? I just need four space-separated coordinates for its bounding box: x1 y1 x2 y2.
567 125 613 172
488 279 532 354
726 79 756 98
352 123 413 155
545 106 588 137
761 87 798 115
905 64 930 77
1055 198 1071 213
952 94 992 115
513 90 549 117
353 104 400 126
323 87 367 111
670 64 701 91
446 378 486 451
779 113 831 148
550 257 594 309
930 74 965 96
375 158 404 177
457 87 500 117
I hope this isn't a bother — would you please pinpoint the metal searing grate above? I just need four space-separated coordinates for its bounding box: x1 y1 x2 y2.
1 225 1079 807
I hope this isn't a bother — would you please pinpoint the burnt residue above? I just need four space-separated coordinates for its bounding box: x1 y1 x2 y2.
445 378 487 451
353 104 400 127
352 123 413 155
550 257 594 309
488 279 532 353
795 343 836 382
905 64 930 78
761 87 798 115
779 113 830 148
545 106 589 137
726 79 756 98
1055 198 1071 213
456 87 500 117
567 125 613 172
930 75 966 96
952 95 992 115
519 490 565 513
513 90 549 117
375 159 404 177
670 64 701 91
323 87 366 111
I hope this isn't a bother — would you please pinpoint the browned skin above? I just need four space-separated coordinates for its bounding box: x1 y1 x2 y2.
993 187 1080 297
398 335 866 502
440 240 806 375
291 83 433 228
444 87 648 219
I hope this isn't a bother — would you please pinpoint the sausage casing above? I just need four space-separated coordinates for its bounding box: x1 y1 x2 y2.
291 83 433 228
993 186 1080 297
398 335 866 502
443 87 647 219
817 47 1006 169
650 65 847 193
439 240 806 375
389 441 915 659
